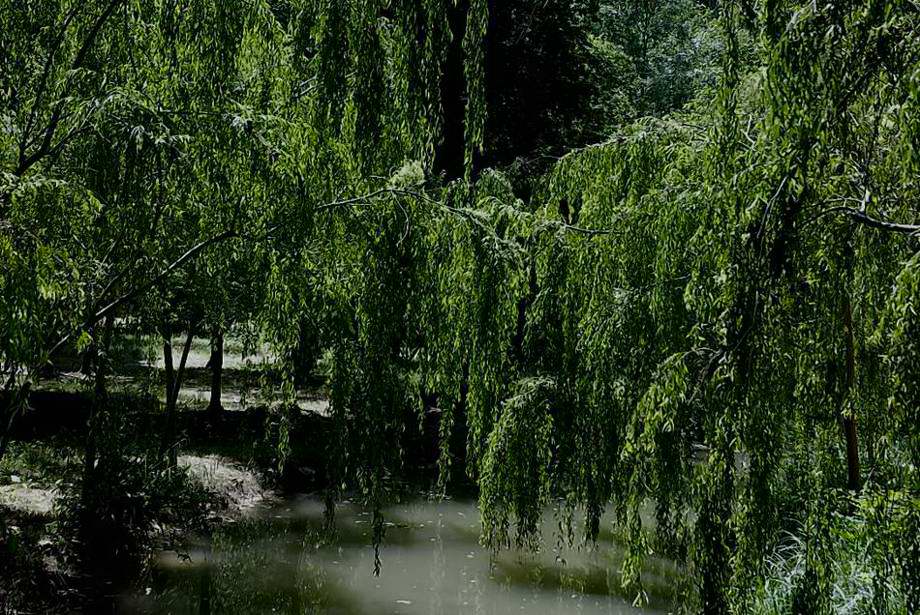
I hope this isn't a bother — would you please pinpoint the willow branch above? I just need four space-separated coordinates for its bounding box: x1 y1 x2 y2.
558 223 618 237
98 230 235 320
50 229 237 355
16 0 126 177
814 206 920 236
20 7 80 162
51 186 411 353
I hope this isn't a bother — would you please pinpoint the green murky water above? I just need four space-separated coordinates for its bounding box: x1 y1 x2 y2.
119 497 678 614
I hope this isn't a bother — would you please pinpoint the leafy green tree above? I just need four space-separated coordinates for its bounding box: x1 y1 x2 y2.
1 0 143 460
595 0 721 116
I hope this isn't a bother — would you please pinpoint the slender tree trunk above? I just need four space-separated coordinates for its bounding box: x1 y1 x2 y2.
841 292 860 491
839 233 861 492
161 325 194 468
207 329 224 417
80 317 113 533
160 328 174 460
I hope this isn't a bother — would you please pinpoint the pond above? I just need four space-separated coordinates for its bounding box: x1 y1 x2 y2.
119 497 679 615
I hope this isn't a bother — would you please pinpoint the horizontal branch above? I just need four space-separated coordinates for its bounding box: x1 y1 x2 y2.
814 206 920 235
49 185 436 355
50 229 237 355
559 222 618 237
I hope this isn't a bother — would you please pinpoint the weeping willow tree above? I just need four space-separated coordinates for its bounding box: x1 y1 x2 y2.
2 0 918 612
460 0 920 612
259 1 917 609
272 0 916 611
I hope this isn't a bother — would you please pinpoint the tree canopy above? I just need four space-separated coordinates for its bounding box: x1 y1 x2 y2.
1 0 918 612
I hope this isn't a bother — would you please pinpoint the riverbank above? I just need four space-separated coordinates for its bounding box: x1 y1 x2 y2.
1 453 271 520
0 376 448 613
0 431 275 613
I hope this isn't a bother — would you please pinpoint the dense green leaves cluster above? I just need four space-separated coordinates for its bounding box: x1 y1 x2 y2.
479 1 920 611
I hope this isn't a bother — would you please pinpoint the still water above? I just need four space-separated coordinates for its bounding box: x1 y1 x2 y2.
120 497 678 614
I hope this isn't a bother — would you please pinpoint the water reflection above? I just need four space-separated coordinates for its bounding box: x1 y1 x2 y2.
120 497 676 614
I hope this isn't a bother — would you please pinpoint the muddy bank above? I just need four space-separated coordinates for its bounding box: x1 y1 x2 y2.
177 455 272 516
0 482 56 516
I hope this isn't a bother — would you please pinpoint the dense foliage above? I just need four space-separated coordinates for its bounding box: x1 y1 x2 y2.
2 0 918 613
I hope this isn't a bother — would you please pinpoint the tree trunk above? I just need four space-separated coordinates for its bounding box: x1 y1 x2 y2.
161 326 194 468
160 329 174 461
841 292 861 491
80 317 113 526
207 329 224 417
434 0 470 181
839 232 860 492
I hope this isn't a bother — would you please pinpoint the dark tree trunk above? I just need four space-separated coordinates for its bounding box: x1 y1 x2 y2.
434 0 469 181
161 326 194 468
842 292 861 491
80 317 113 522
207 329 224 417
